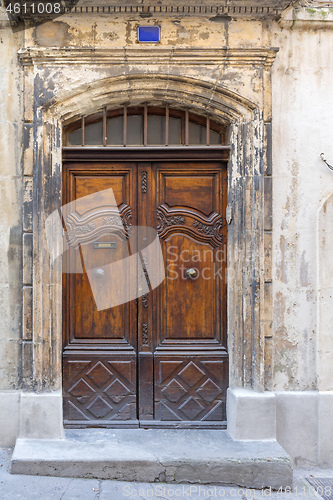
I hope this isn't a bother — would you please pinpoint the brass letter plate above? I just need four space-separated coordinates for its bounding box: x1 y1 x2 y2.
94 242 117 249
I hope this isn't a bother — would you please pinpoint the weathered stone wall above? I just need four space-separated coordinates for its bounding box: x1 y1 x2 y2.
25 17 271 49
0 9 23 390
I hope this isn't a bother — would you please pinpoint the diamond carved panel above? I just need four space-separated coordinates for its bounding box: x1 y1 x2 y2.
87 396 113 419
69 378 95 397
86 362 113 387
105 379 130 404
179 397 204 419
162 379 187 403
155 357 228 422
179 362 205 387
197 378 221 403
63 357 136 422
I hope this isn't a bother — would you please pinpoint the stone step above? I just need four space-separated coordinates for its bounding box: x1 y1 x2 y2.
11 429 292 489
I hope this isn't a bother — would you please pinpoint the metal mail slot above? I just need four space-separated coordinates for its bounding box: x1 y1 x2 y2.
94 242 117 249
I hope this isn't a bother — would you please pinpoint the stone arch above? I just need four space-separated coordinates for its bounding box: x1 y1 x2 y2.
45 73 257 126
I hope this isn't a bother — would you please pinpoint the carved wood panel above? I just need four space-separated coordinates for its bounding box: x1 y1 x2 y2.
62 164 138 425
157 204 224 248
155 356 228 422
151 162 228 424
63 356 137 423
153 163 227 349
65 203 132 248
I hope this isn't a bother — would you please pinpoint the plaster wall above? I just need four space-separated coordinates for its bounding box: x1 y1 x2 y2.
271 19 333 391
271 13 333 466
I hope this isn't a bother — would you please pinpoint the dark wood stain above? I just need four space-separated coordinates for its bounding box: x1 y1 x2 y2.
62 158 228 427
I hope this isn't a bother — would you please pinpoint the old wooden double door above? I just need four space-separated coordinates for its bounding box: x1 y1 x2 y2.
63 160 228 427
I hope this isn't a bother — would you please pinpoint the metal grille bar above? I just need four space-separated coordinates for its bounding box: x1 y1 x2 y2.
66 106 227 148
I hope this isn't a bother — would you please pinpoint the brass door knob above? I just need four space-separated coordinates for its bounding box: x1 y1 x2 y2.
185 268 198 279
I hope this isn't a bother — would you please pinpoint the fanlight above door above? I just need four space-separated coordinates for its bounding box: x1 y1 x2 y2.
64 106 228 147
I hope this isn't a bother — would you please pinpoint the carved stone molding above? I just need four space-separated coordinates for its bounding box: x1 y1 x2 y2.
18 47 279 68
298 0 333 6
51 1 293 19
30 60 267 392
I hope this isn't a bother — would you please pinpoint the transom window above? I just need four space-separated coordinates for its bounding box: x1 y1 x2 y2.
64 106 228 147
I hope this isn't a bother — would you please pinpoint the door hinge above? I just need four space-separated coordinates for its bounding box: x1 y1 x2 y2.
226 204 233 225
141 171 147 193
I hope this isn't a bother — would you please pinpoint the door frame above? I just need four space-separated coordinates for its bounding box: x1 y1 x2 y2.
62 147 230 162
29 73 268 403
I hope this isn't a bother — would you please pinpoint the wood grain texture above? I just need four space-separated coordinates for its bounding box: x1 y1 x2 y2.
155 356 228 422
62 163 138 425
152 162 228 423
63 160 228 426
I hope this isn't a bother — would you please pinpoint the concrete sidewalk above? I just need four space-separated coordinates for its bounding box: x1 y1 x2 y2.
1 447 332 500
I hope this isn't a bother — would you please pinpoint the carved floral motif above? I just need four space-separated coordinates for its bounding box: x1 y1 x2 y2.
192 219 223 244
192 220 214 236
72 222 96 235
65 205 132 247
102 215 124 226
157 209 186 232
157 204 224 247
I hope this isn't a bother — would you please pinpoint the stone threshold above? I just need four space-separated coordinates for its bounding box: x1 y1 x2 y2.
11 428 292 489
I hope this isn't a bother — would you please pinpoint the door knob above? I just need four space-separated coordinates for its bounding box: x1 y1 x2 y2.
95 268 105 278
185 268 198 279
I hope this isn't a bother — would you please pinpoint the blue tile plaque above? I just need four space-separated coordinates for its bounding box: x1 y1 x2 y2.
138 26 160 43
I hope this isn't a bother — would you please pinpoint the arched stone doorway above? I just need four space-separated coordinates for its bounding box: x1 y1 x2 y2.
21 65 270 437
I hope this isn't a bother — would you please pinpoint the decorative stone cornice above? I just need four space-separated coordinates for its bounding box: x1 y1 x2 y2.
60 1 292 19
18 47 279 68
